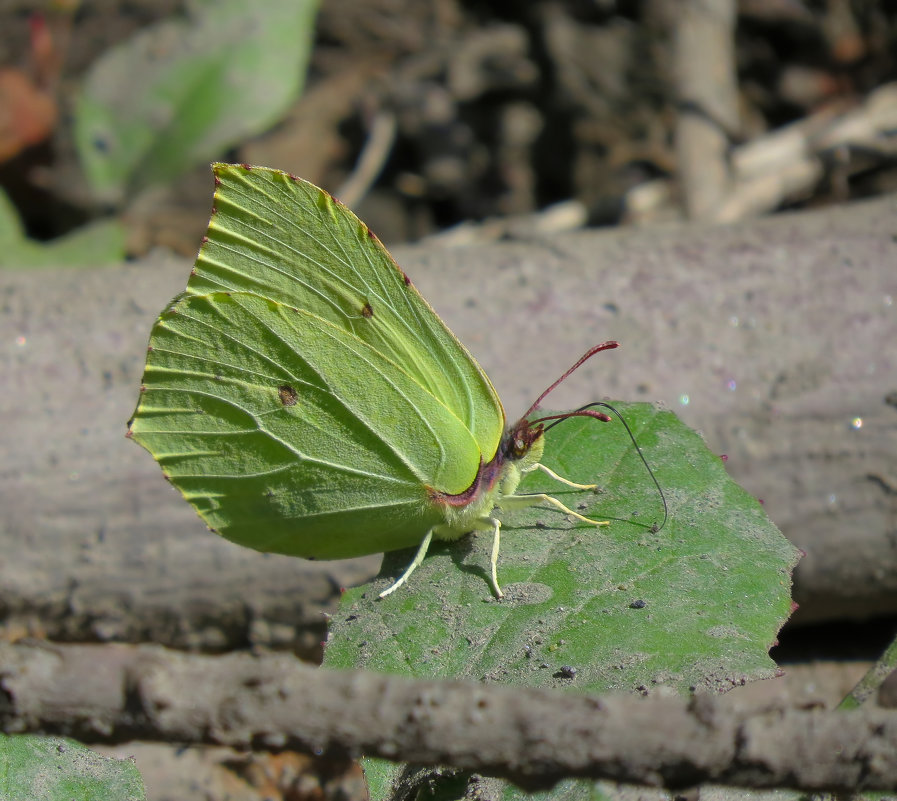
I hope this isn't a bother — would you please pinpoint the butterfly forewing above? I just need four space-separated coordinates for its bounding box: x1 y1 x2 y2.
189 165 505 460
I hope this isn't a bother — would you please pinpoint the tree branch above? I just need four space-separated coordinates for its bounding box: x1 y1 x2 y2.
2 641 895 794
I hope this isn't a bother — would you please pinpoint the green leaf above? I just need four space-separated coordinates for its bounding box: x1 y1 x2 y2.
74 0 319 203
323 403 800 801
0 188 125 269
0 734 145 800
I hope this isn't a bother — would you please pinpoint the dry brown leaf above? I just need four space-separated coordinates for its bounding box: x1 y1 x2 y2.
0 69 57 162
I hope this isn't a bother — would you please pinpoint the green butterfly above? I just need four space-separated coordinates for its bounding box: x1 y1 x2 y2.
128 164 626 598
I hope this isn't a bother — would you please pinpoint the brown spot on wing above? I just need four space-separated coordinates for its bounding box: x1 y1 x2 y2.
278 384 298 406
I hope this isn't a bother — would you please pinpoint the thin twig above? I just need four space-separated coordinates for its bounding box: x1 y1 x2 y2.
336 110 397 209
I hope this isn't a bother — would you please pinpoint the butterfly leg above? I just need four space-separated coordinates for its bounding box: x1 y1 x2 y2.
500 492 610 527
379 529 434 598
488 516 503 599
532 462 596 490
483 494 608 600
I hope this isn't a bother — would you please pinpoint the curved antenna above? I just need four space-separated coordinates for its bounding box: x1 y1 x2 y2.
522 342 619 420
543 402 668 532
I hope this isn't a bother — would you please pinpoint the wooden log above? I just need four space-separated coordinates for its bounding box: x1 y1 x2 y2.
1 194 895 643
2 641 896 793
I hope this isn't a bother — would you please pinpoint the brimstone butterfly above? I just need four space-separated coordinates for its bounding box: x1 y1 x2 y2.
128 164 659 598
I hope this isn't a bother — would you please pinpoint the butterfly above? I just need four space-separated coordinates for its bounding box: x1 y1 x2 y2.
128 164 662 598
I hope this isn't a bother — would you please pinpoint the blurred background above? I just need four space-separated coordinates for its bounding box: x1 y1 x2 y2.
2 0 897 265
3 3 897 799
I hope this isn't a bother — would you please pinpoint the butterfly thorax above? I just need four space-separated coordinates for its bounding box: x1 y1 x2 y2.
428 418 545 538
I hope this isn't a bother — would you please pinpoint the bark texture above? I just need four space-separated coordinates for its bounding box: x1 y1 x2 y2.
2 641 896 793
1 194 896 644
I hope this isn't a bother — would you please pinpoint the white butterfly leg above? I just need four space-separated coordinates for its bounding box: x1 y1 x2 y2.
488 516 503 599
483 493 608 600
379 519 503 599
379 529 434 598
500 492 610 527
532 462 596 490
379 485 607 599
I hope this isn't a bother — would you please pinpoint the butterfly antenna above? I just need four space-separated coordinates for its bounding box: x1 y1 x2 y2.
522 341 619 420
543 402 668 532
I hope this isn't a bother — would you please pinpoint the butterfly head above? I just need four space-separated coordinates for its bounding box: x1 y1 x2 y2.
504 417 545 461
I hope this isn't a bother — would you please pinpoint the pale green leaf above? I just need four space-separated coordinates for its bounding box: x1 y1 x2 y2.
0 188 125 269
75 0 319 202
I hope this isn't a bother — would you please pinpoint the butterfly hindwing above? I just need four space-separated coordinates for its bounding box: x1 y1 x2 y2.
132 287 496 556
